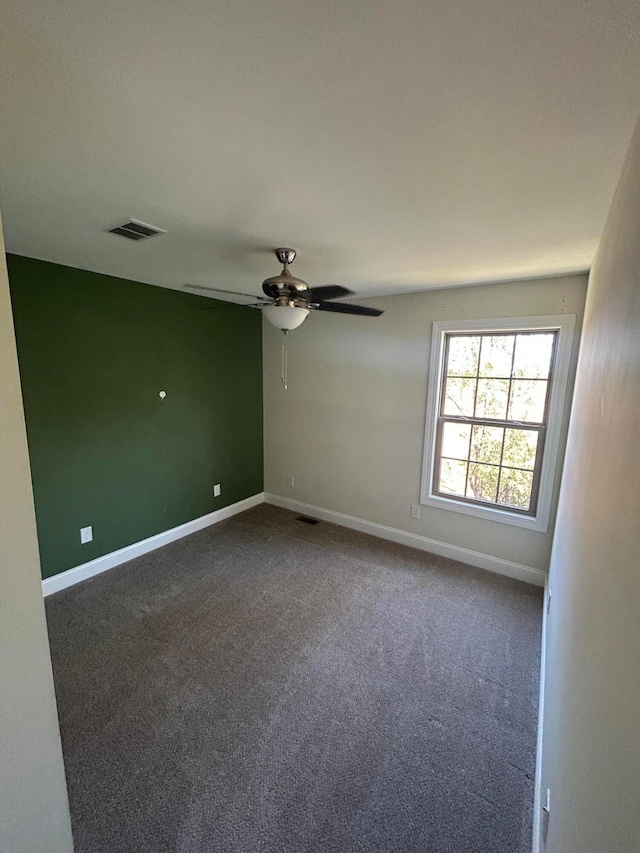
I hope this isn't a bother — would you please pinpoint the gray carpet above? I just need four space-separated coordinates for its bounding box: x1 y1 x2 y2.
45 504 542 853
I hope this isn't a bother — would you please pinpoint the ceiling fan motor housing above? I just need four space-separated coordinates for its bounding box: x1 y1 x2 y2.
262 258 309 304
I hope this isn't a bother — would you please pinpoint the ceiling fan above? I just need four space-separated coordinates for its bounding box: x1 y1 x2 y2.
186 248 383 331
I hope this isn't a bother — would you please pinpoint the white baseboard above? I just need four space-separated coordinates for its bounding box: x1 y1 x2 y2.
532 576 549 853
42 490 546 594
265 493 546 587
42 493 265 596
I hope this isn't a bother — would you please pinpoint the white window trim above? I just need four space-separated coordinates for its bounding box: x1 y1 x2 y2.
420 314 576 532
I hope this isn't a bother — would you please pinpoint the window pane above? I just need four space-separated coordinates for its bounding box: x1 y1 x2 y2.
442 422 471 460
508 379 548 422
503 428 538 470
479 335 514 377
513 333 554 379
439 459 467 496
443 377 476 416
466 463 499 503
498 468 534 510
447 336 480 377
475 378 509 419
470 425 504 464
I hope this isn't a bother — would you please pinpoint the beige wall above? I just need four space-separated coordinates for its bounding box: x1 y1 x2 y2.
538 120 640 850
0 212 73 850
264 274 586 574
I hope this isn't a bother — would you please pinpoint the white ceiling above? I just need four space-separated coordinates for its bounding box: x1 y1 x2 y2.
2 0 640 300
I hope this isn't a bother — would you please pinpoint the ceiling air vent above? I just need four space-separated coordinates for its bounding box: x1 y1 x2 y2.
107 219 165 241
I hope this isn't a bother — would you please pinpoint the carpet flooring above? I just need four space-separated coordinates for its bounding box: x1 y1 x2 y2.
45 504 543 853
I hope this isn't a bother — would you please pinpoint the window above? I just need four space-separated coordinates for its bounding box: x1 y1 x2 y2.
421 315 576 532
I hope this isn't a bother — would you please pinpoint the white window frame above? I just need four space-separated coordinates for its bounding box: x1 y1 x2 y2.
420 314 576 532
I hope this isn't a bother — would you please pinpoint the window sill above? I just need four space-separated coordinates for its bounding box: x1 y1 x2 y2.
420 492 549 532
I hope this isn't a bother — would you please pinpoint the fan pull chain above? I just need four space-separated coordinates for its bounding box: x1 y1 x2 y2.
281 331 289 390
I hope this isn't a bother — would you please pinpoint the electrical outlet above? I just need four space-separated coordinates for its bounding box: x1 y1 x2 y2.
542 788 551 844
410 504 421 519
287 474 295 488
80 525 93 544
213 484 221 497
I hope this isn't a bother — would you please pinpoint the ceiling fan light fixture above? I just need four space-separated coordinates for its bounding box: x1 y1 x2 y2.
262 304 310 331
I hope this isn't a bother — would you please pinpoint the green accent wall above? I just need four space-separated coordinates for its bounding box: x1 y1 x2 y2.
7 254 263 580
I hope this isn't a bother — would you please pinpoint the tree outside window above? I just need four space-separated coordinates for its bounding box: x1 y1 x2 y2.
421 315 576 532
436 330 555 514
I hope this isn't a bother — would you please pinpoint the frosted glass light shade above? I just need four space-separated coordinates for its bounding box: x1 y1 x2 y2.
262 304 309 331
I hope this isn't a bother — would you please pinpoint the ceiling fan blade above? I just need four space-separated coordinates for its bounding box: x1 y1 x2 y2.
185 284 270 301
306 285 353 301
313 301 383 317
201 302 268 312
